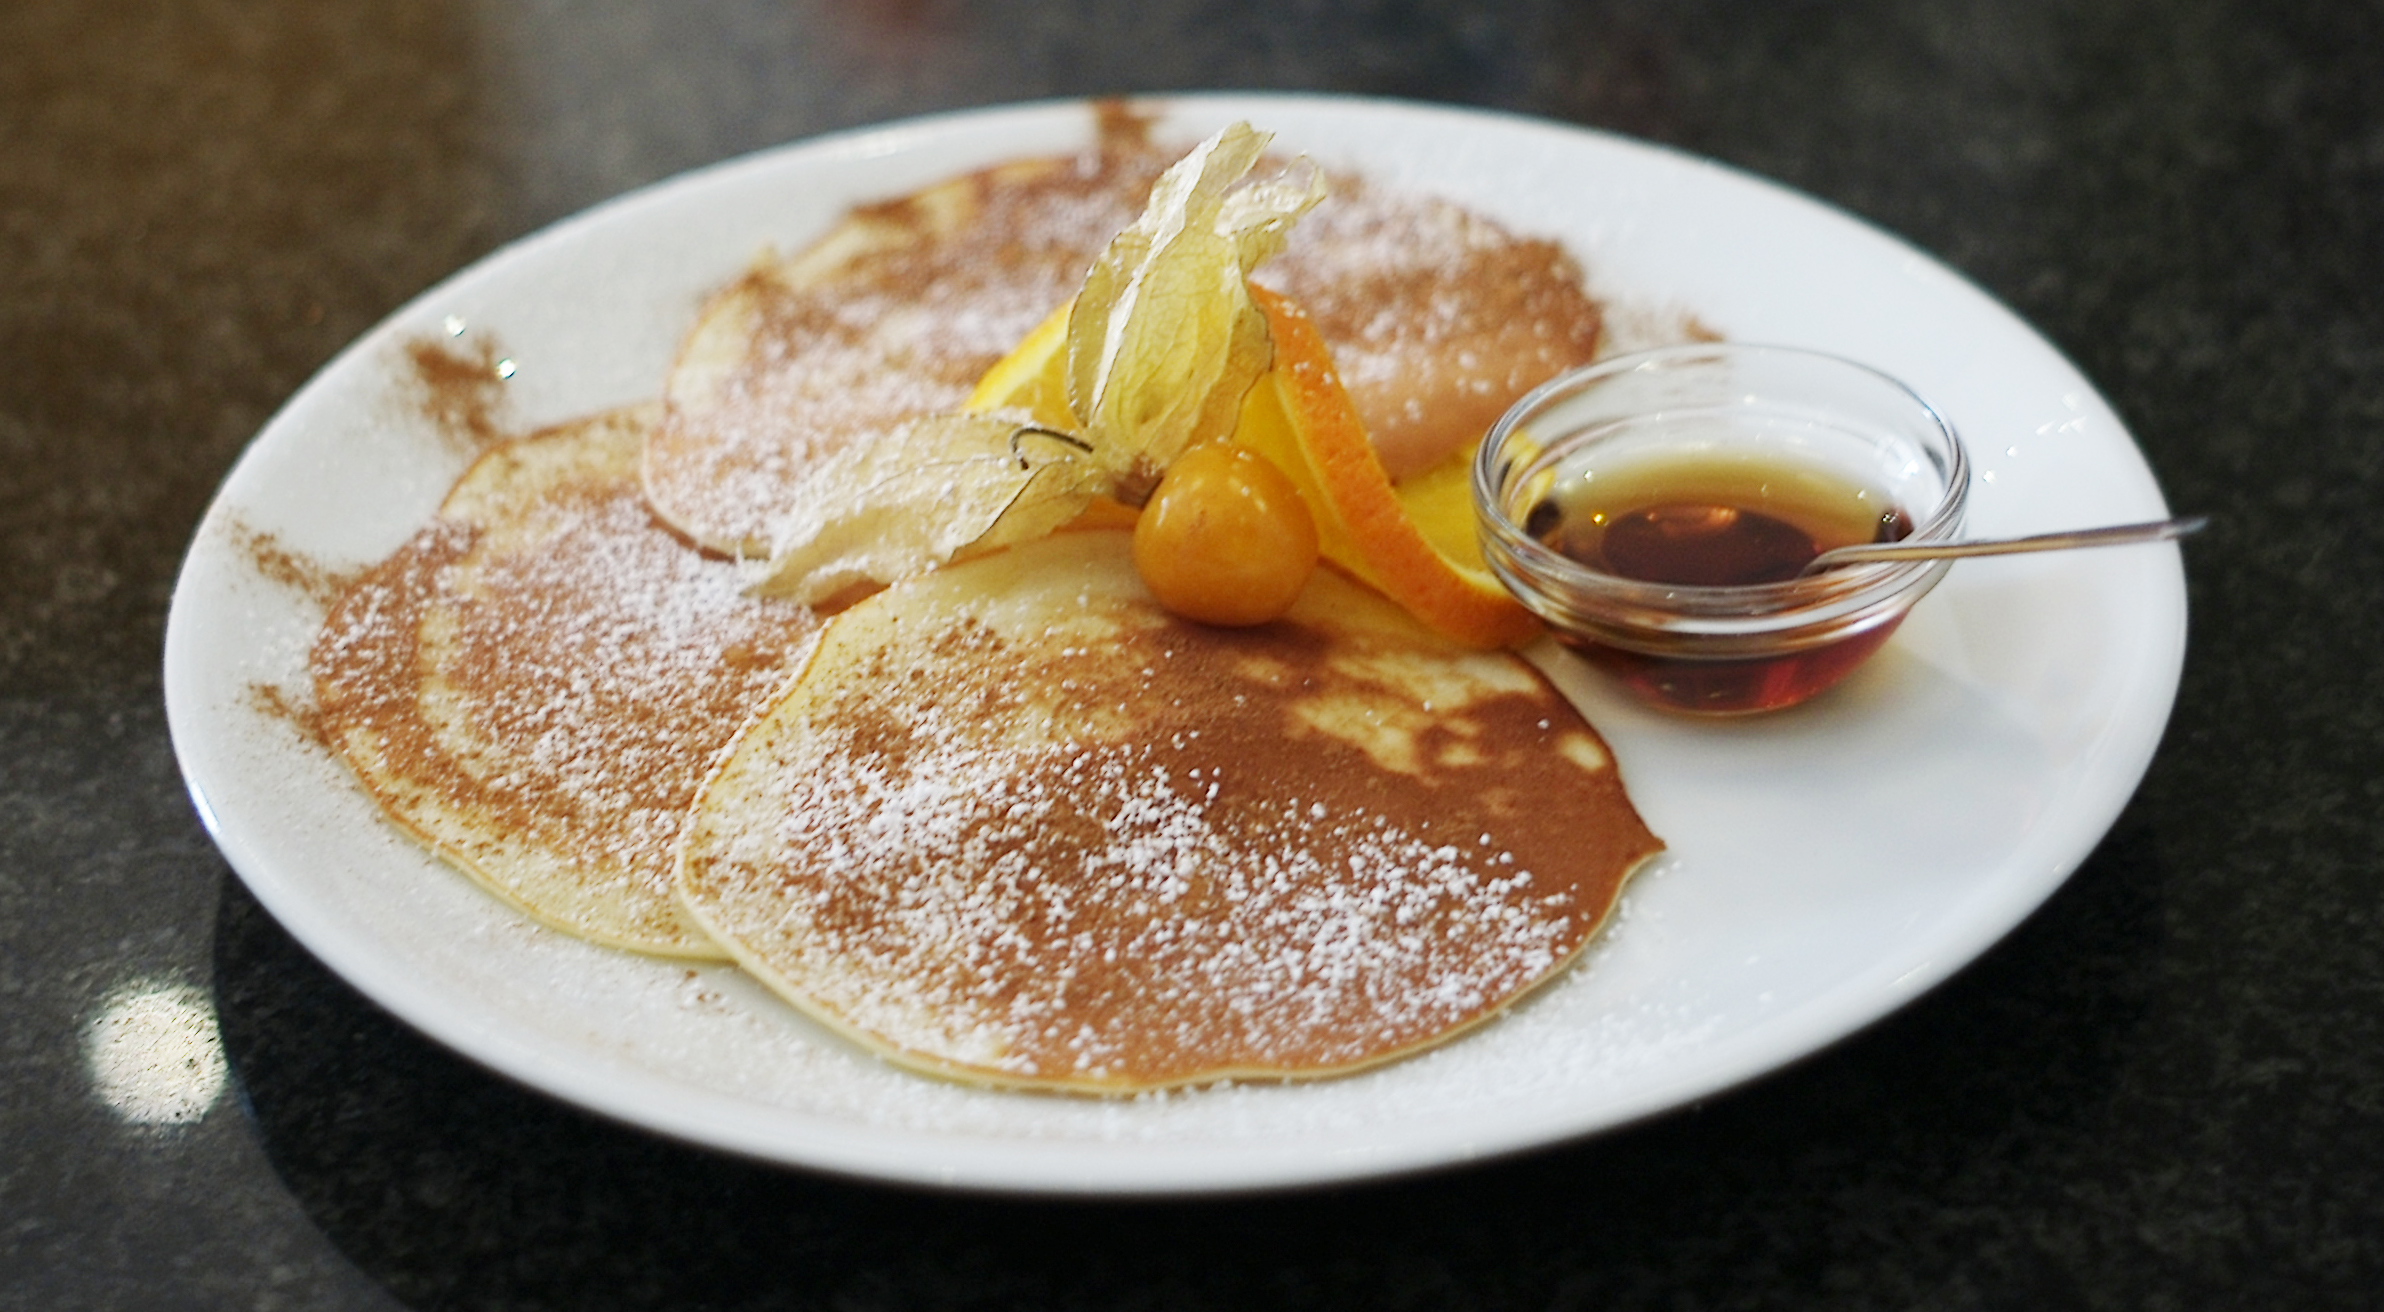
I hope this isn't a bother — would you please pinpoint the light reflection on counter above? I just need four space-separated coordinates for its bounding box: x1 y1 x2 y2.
84 980 228 1127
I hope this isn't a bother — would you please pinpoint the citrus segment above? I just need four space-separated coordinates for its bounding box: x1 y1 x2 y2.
1394 446 1495 574
963 299 1076 427
1239 286 1540 648
1230 379 1359 568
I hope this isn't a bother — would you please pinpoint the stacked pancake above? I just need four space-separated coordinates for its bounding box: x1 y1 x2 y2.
311 116 1660 1092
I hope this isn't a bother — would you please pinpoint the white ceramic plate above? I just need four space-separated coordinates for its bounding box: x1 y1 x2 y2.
165 94 2186 1195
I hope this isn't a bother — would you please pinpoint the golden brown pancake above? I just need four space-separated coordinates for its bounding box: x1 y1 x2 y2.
312 406 819 957
645 135 1173 556
677 532 1662 1092
646 112 1605 554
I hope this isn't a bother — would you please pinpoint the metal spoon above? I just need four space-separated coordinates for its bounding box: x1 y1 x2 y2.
1799 514 2208 576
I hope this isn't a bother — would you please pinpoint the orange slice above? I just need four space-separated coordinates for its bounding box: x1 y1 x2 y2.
1235 285 1540 649
963 299 1075 428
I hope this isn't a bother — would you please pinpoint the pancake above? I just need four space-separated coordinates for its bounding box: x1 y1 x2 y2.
645 136 1172 557
676 532 1662 1092
645 112 1605 555
312 406 819 957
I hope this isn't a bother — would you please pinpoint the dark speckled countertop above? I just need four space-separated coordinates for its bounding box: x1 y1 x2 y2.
5 1 2380 1307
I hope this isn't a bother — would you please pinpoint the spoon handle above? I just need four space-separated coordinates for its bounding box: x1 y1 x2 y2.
1802 514 2209 575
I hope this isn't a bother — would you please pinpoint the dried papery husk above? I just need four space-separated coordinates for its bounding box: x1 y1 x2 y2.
751 122 1323 606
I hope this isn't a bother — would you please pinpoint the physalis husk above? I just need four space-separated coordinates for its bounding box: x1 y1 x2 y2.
750 122 1325 605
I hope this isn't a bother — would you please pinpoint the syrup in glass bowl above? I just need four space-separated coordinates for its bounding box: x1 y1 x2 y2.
1475 345 1968 715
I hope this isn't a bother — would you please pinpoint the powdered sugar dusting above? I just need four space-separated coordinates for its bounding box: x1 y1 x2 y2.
682 537 1660 1091
648 142 1173 553
312 411 818 953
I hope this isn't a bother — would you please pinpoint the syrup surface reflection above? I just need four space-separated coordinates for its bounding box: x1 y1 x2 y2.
1528 451 1914 588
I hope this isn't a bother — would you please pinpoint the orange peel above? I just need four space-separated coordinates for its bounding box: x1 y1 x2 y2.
1234 285 1540 648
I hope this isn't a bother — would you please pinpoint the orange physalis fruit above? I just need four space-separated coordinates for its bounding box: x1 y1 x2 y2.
1132 442 1319 626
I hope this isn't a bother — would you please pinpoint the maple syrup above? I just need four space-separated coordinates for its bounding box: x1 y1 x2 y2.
1525 452 1913 586
1474 343 1970 716
1525 452 1918 713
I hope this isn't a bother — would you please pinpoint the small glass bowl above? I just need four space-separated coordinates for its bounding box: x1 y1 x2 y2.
1473 344 1970 714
